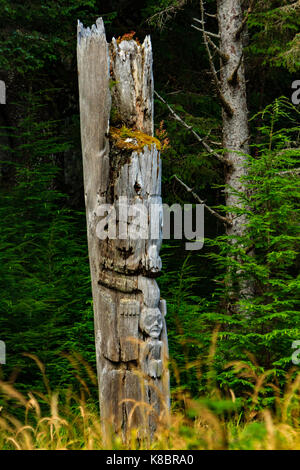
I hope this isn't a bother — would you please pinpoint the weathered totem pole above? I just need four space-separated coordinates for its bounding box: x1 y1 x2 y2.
77 18 169 438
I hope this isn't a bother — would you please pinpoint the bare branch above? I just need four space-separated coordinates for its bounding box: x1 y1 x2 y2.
207 36 229 62
195 26 220 88
173 174 232 226
198 0 234 117
277 167 300 176
194 7 220 91
191 23 220 39
206 12 217 19
154 90 227 164
235 0 256 40
219 94 234 117
192 17 204 25
277 0 300 13
146 0 187 29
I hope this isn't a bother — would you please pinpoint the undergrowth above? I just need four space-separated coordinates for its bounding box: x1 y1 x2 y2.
0 349 299 450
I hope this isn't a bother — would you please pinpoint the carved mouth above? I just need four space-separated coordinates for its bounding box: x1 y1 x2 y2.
150 327 161 334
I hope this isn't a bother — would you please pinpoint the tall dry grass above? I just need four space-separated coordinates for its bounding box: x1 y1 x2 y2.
0 351 299 450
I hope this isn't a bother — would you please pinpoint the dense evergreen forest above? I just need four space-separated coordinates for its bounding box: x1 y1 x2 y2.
0 0 299 450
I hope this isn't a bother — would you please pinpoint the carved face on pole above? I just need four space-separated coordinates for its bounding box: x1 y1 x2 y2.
139 307 163 339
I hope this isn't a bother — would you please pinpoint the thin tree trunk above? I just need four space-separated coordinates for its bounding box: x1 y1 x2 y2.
77 18 169 440
217 0 254 306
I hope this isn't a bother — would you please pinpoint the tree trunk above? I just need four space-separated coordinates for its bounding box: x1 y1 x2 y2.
77 18 170 440
217 0 254 306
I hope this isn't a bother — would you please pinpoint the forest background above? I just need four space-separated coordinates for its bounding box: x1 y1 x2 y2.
0 0 299 450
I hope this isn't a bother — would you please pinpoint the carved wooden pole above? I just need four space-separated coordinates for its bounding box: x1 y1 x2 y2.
77 18 169 438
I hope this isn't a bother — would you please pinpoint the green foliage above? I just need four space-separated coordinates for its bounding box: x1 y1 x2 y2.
0 0 117 75
199 97 300 396
159 249 204 393
0 106 96 395
247 1 300 72
0 355 299 449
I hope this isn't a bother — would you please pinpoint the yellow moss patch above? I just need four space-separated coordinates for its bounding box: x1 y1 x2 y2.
109 126 161 152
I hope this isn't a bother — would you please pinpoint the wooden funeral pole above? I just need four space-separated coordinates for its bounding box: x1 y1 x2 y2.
77 18 170 439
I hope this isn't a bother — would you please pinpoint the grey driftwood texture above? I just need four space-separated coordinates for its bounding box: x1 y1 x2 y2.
77 18 169 438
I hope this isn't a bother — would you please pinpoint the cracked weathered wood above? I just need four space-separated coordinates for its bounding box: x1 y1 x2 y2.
77 18 169 440
110 36 154 135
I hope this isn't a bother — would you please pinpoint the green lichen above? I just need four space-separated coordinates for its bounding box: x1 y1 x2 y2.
110 107 123 126
109 126 161 152
109 79 119 90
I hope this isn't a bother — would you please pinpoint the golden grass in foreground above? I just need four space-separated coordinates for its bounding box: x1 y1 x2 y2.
0 353 299 450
